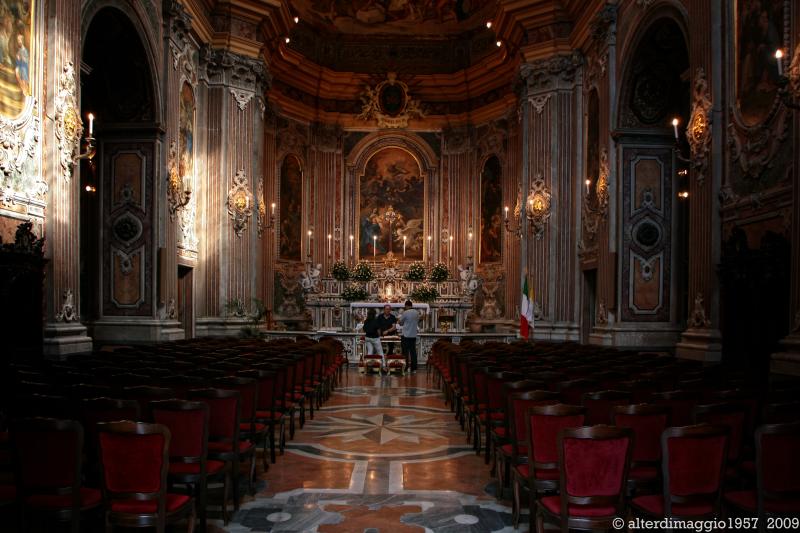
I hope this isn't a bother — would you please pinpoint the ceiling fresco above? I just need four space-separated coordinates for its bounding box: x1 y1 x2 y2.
292 0 496 37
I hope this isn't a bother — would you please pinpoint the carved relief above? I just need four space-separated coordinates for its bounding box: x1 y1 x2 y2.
230 88 253 111
789 42 800 98
727 112 789 183
167 141 190 219
256 178 266 237
686 68 712 185
227 169 252 236
518 52 582 94
0 99 40 193
688 292 711 329
526 173 552 239
54 62 82 181
529 94 551 114
358 73 425 128
442 126 470 154
597 300 608 325
55 289 77 322
201 47 271 92
475 120 507 161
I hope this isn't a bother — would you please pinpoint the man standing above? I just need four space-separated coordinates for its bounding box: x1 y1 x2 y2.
376 304 397 354
398 299 420 373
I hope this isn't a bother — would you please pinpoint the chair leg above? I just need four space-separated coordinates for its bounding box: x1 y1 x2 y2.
198 478 208 533
261 433 269 472
535 507 545 533
232 457 241 511
512 476 520 529
186 503 196 533
221 472 230 525
269 423 277 463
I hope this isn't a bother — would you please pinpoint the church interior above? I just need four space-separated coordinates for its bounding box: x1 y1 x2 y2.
1 0 800 531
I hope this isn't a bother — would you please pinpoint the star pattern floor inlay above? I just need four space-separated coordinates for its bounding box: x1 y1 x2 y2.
209 369 528 532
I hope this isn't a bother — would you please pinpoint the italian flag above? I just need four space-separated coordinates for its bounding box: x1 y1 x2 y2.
520 274 534 340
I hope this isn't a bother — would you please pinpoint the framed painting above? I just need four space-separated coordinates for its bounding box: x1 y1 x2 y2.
358 147 424 261
480 155 502 263
0 0 34 119
279 155 303 261
178 82 194 183
735 0 784 125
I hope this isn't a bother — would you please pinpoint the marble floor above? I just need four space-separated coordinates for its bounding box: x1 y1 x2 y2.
210 369 527 532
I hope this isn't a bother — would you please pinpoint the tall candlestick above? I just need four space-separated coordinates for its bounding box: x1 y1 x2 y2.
327 234 332 256
427 235 432 261
270 202 276 215
585 179 591 195
504 206 509 220
349 234 354 258
307 230 312 255
671 118 679 140
776 49 784 77
403 235 407 257
449 235 453 258
88 113 94 136
373 235 377 260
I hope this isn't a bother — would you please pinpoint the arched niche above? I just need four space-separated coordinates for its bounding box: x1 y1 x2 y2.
278 154 304 262
479 154 502 264
346 132 438 262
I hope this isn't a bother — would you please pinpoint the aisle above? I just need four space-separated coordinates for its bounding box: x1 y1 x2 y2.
211 368 526 532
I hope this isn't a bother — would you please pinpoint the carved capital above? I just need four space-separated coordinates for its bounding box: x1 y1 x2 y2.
589 3 617 45
518 52 582 95
201 47 271 92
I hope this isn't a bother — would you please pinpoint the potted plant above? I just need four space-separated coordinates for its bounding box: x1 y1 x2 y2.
428 262 450 282
410 283 440 303
331 260 350 281
352 261 375 282
341 283 368 302
405 261 426 281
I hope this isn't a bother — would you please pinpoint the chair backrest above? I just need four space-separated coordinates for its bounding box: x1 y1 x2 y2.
11 418 83 504
149 400 209 471
617 379 657 403
652 390 698 427
661 424 728 516
238 369 277 413
509 390 559 458
123 386 176 414
558 425 633 515
556 379 599 405
762 401 800 424
756 421 800 511
187 388 241 445
582 390 631 425
487 372 523 411
97 421 169 513
81 398 141 450
526 404 586 472
214 377 258 425
692 402 747 462
613 404 669 465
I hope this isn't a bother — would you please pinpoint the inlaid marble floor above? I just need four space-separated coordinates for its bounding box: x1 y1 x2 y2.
210 368 527 532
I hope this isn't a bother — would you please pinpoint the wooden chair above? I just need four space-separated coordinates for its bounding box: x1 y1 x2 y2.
582 390 632 425
97 421 195 532
613 403 670 494
535 425 633 533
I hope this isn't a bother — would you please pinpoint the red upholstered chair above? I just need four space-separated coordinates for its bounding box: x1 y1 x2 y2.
725 422 800 528
123 386 176 414
500 390 558 515
693 403 748 477
618 379 657 404
613 403 669 494
762 401 800 424
652 390 699 427
149 399 230 530
631 424 728 520
511 404 586 528
582 390 632 425
239 368 285 464
482 371 524 465
187 388 255 511
556 379 599 405
97 421 195 532
535 425 633 533
214 376 268 473
11 418 102 532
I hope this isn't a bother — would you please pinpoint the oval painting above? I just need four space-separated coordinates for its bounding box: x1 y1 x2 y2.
379 84 405 117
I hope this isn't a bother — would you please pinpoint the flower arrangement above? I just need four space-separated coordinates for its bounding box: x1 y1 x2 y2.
428 262 450 282
351 261 375 282
405 261 426 281
410 283 440 303
331 260 350 281
341 283 368 302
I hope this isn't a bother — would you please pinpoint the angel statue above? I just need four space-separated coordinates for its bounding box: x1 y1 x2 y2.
300 263 322 293
457 263 480 297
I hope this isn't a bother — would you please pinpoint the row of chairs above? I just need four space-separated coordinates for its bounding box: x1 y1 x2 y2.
0 336 347 532
427 339 800 532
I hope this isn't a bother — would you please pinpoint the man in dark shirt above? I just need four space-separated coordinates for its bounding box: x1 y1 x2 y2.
376 304 397 354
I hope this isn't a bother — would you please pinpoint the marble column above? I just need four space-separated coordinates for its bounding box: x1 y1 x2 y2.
517 52 582 341
42 0 93 356
195 47 270 336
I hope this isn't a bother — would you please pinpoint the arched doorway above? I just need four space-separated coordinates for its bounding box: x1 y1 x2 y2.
616 16 690 342
80 7 160 339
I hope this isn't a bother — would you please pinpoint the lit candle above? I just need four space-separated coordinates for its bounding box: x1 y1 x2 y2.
88 113 94 136
270 202 275 216
449 235 453 258
504 206 509 220
403 235 407 257
307 230 312 254
585 179 591 195
327 234 332 256
671 118 679 140
775 49 784 77
349 234 354 257
468 231 473 242
427 235 432 260
373 235 377 260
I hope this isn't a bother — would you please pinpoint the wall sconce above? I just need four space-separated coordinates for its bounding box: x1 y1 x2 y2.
775 49 800 110
671 117 692 165
265 202 276 230
75 112 96 161
167 141 191 219
526 174 552 239
504 187 522 238
678 191 689 199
